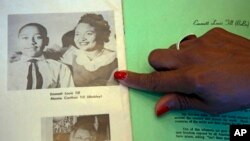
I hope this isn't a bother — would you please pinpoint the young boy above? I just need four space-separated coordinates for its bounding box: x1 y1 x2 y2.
8 23 74 90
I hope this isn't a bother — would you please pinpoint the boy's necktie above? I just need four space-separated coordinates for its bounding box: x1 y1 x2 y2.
26 59 43 89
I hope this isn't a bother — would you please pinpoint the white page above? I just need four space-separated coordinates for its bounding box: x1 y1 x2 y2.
0 0 132 141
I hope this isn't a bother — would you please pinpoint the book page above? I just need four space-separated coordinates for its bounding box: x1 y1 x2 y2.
0 0 132 141
123 0 250 141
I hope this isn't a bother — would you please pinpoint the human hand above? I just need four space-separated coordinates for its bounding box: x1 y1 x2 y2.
114 28 250 116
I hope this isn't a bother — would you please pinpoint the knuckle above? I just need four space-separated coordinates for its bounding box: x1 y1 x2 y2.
210 27 226 33
148 49 161 65
175 95 192 110
203 27 227 39
184 69 206 94
145 72 163 91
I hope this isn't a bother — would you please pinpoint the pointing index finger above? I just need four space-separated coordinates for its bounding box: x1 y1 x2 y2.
114 70 195 94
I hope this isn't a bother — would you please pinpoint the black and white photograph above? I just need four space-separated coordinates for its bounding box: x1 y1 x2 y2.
7 11 118 91
1 1 131 141
42 114 110 141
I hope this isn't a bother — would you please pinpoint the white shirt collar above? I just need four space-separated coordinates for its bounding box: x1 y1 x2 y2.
21 54 45 62
76 49 116 71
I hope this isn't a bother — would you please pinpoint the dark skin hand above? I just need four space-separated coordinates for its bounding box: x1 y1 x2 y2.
114 27 250 116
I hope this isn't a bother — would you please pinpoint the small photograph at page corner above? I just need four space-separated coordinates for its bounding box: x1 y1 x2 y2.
41 114 110 141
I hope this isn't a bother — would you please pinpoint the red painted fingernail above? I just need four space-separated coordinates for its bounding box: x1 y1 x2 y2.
114 71 127 80
156 105 170 117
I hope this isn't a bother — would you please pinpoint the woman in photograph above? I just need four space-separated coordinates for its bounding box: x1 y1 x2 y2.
61 13 118 87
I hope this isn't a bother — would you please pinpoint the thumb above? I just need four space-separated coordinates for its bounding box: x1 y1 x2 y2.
155 93 207 117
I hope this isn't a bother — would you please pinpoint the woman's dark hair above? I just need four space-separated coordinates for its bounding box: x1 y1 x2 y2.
77 13 111 44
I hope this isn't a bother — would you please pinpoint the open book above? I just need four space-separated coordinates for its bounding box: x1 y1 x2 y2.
0 0 132 141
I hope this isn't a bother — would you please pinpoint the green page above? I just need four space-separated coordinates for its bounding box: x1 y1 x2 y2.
123 0 250 141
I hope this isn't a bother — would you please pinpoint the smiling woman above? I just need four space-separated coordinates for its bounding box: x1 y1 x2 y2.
74 23 97 51
60 13 118 87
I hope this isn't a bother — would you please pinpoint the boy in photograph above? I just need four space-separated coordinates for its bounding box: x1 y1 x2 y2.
8 23 74 90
